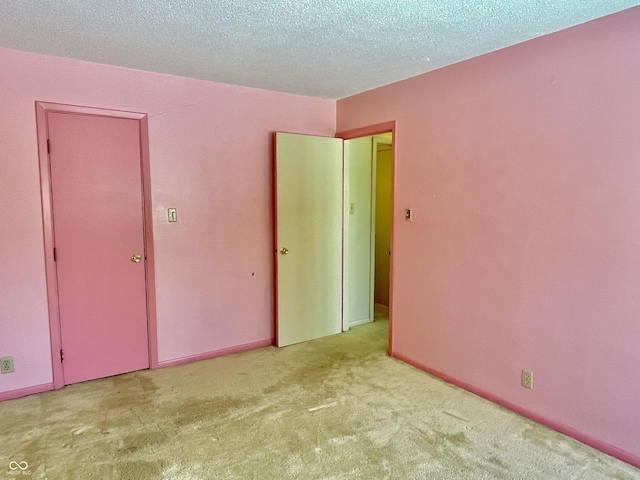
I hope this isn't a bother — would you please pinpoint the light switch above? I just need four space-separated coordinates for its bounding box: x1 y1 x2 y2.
405 208 412 221
349 203 355 215
168 208 177 222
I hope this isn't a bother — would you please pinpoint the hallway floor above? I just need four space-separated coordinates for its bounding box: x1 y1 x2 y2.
1 318 638 479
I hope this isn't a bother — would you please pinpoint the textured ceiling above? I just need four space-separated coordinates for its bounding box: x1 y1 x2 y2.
1 1 638 99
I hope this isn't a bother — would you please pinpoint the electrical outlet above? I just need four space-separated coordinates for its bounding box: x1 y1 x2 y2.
1 356 14 374
521 369 533 389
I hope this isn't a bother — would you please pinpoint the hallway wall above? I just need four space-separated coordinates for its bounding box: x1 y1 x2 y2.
374 145 392 306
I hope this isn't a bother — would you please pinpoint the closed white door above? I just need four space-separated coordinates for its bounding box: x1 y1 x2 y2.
275 133 343 347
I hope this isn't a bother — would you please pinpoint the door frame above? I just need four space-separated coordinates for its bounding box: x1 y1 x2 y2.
342 136 376 330
35 102 159 389
336 121 396 355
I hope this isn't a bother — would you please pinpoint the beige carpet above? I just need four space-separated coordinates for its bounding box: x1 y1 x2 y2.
1 317 639 480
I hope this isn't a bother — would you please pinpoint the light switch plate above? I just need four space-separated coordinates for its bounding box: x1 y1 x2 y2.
168 208 177 222
349 203 355 214
405 208 412 221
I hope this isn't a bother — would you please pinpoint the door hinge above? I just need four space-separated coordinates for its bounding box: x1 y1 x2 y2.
53 247 57 261
60 349 64 363
47 139 51 154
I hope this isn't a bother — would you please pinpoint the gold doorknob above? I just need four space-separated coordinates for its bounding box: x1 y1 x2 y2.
279 247 289 255
131 254 142 263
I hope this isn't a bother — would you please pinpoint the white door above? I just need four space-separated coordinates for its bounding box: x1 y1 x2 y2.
275 133 343 347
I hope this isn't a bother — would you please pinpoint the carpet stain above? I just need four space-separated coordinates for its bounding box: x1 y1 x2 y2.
444 431 469 446
485 454 507 469
121 431 168 453
139 375 160 393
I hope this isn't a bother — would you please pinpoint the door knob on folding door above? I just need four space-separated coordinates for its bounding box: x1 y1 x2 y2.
131 254 142 263
279 247 289 255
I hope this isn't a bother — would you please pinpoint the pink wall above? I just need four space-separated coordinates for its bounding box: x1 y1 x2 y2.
338 7 640 463
0 47 335 395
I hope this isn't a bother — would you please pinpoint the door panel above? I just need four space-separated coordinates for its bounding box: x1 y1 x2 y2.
275 133 343 347
48 112 149 384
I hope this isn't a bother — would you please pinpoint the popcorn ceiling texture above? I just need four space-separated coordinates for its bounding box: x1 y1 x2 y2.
0 0 638 98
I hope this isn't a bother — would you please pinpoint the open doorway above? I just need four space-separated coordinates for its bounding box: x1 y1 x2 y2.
273 121 396 351
373 135 393 324
340 125 395 352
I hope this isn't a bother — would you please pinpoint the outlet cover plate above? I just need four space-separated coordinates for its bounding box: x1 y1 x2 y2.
521 369 533 389
1 356 14 374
